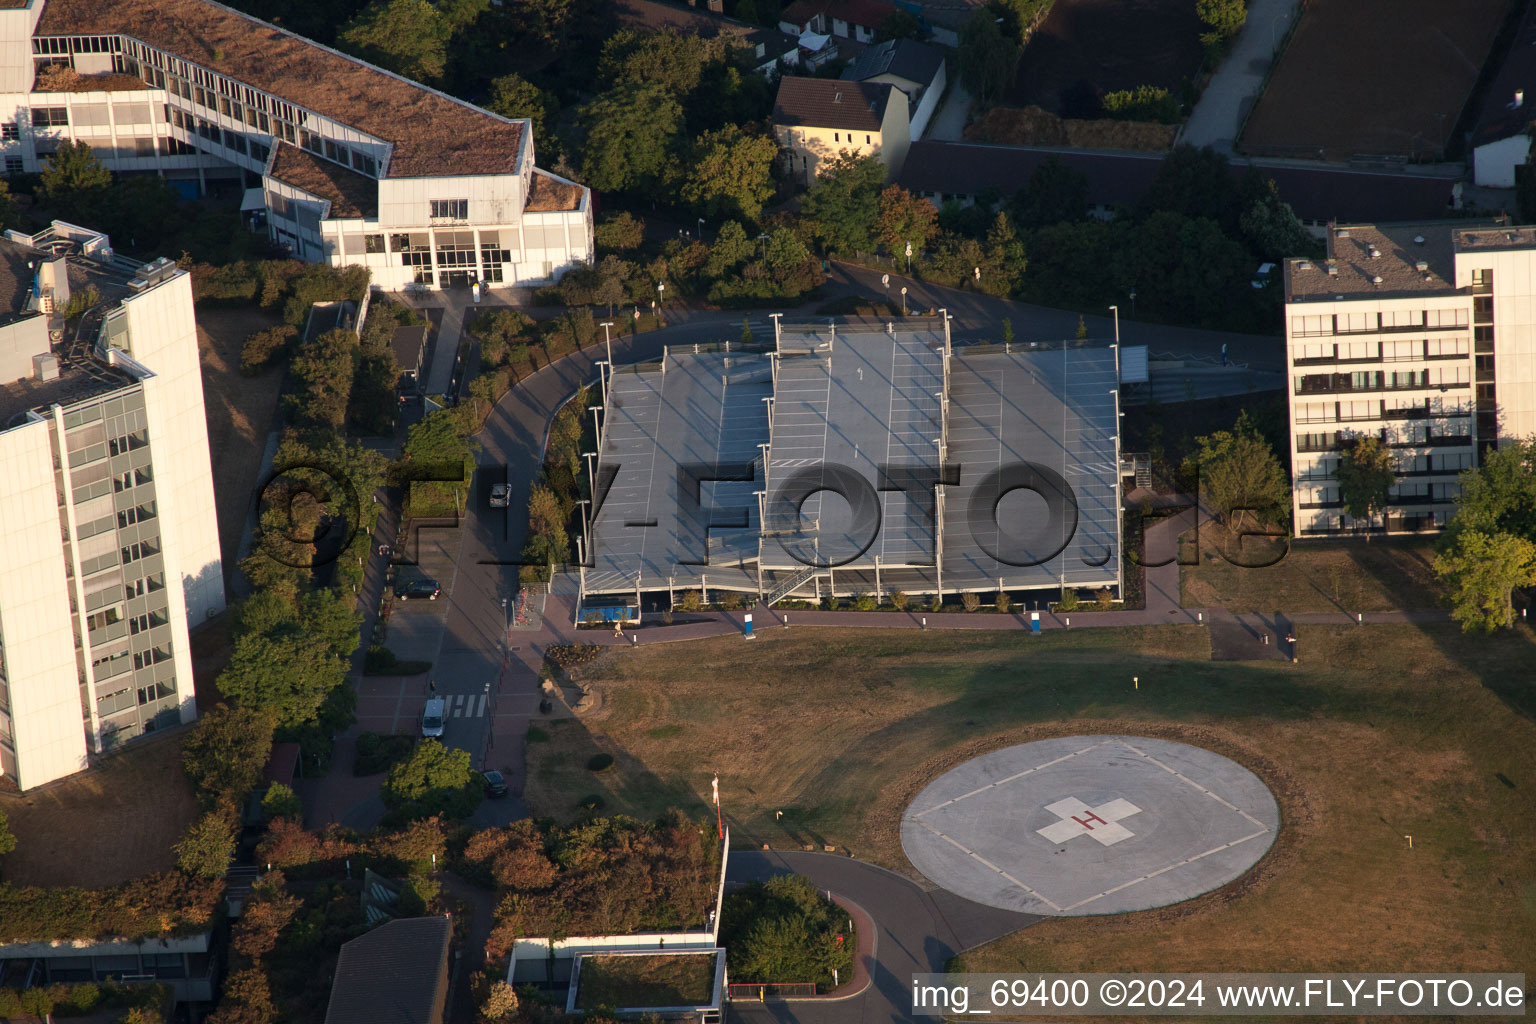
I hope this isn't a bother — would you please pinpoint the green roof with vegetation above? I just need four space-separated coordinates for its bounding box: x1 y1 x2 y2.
574 951 718 1010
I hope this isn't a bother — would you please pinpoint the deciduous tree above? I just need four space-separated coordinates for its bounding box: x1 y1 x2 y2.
958 8 1020 106
681 125 777 222
382 739 482 820
216 632 347 728
875 185 938 262
799 153 883 254
40 140 111 222
175 808 238 879
1192 412 1290 531
1336 434 1395 537
486 73 555 146
577 85 684 194
183 704 277 809
1434 529 1536 633
339 0 449 83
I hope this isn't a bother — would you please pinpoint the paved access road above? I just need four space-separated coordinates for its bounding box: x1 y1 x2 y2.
726 851 1038 1024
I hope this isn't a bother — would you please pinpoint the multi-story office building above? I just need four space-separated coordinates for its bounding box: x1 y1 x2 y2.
0 221 223 790
0 0 592 292
1282 220 1536 535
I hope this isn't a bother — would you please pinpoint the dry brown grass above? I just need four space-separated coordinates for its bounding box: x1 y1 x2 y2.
197 304 287 587
0 734 196 887
965 106 1176 151
528 622 1536 978
1180 525 1445 613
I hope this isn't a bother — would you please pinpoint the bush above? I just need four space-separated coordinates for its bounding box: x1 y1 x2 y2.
890 591 908 610
719 876 854 988
962 592 981 612
1095 587 1115 611
240 324 297 375
0 874 223 944
677 590 702 613
546 644 602 668
995 591 1012 614
595 212 645 252
586 753 615 773
1101 85 1181 123
854 593 878 611
63 285 102 320
929 594 943 612
260 782 303 822
1059 589 1080 612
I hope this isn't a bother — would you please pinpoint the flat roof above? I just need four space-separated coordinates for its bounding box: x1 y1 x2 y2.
941 345 1119 589
1455 223 1536 252
0 239 142 427
1285 222 1464 302
268 143 378 219
767 327 944 568
588 351 772 591
525 170 586 213
37 0 526 178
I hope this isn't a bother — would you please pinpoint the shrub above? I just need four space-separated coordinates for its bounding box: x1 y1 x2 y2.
890 591 908 610
174 808 237 879
1059 589 1080 612
677 590 702 613
995 591 1012 614
586 753 615 773
63 284 102 319
1101 85 1181 123
719 875 854 988
1095 587 1115 610
0 874 223 944
240 324 297 375
929 594 944 611
260 782 303 822
546 644 602 668
854 593 878 611
355 732 418 776
962 592 981 612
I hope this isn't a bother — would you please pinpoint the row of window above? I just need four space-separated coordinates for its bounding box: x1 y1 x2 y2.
1290 308 1469 337
1292 337 1469 363
1294 396 1472 424
1293 366 1471 394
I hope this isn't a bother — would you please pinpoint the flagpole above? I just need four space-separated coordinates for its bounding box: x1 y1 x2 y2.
712 772 723 840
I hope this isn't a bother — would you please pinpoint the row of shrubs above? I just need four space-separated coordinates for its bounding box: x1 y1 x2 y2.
192 259 369 326
0 979 170 1021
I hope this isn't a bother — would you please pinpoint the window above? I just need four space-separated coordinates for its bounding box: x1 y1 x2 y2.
30 106 68 128
429 198 468 221
1425 336 1469 358
1296 402 1335 424
1382 339 1419 361
866 134 871 144
1471 267 1492 292
1381 309 1423 328
4 157 20 175
1336 312 1375 333
1337 340 1376 361
1291 314 1332 337
133 138 155 157
1424 307 1469 328
833 132 840 142
0 123 15 140
364 234 385 254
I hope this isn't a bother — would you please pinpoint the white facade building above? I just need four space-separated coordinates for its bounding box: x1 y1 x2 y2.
0 0 591 292
1283 220 1536 536
0 222 223 790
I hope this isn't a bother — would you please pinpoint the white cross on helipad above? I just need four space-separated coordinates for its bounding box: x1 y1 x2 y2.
1036 797 1142 846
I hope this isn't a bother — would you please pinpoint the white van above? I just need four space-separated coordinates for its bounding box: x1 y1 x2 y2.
421 697 445 738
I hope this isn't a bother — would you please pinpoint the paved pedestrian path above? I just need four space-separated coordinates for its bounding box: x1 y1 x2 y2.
1181 0 1305 153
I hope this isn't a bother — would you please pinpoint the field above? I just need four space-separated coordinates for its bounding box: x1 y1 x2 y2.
1181 526 1445 613
1005 0 1205 117
0 734 197 887
1240 0 1511 160
528 623 1536 974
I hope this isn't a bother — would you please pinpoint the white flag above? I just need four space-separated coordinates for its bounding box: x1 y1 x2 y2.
711 773 719 807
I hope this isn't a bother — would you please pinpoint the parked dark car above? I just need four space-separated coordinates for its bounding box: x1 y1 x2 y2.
395 578 441 600
482 770 508 798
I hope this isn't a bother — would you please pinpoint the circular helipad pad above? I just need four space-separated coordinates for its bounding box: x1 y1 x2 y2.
901 736 1279 916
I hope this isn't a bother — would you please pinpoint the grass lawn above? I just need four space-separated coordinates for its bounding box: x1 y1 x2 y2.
1180 525 1445 614
528 622 1536 975
0 732 197 887
574 952 718 1010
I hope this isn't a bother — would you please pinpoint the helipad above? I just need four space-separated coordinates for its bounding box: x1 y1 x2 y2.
900 736 1279 915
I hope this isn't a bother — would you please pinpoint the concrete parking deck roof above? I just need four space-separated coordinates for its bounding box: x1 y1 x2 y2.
942 344 1119 590
767 327 944 569
588 350 771 592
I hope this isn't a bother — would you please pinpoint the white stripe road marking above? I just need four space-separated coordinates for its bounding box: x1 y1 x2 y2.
444 694 486 718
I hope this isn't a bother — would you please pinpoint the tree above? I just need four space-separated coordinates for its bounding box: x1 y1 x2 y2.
958 7 1020 107
175 808 238 878
705 220 754 279
1193 412 1290 531
401 407 476 515
286 328 358 431
40 139 111 222
1444 437 1536 543
875 185 938 261
1012 157 1088 228
216 632 347 728
208 968 277 1024
382 739 483 820
339 0 449 83
595 212 645 252
260 782 303 822
594 254 630 314
183 704 277 809
598 28 723 95
879 9 924 40
118 1008 165 1024
0 808 16 858
1336 434 1395 537
1197 0 1246 55
1434 529 1536 633
1238 175 1317 262
523 483 569 568
1139 145 1241 233
681 125 777 222
487 73 555 146
578 84 684 194
799 153 884 254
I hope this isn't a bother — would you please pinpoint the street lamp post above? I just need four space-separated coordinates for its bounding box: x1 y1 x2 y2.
589 406 603 452
576 498 591 552
594 359 609 409
698 217 705 242
582 450 598 502
1129 288 1137 320
901 286 908 316
600 320 614 365
1108 305 1119 345
656 281 665 320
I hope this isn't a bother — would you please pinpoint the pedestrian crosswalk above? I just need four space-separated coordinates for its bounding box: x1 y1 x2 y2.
445 693 487 718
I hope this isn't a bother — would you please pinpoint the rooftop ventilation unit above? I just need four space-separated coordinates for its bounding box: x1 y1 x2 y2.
1368 246 1381 258
1337 229 1351 239
1372 275 1383 286
1415 260 1428 272
1297 260 1314 271
1326 261 1338 275
1414 235 1426 244
32 352 58 382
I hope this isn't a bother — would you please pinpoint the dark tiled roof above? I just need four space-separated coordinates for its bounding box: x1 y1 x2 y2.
324 916 451 1024
773 77 894 131
783 0 896 29
37 0 525 178
840 38 943 88
897 141 1460 224
268 144 379 219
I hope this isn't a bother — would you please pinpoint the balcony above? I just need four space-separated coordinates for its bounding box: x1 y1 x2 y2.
1385 435 1473 449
